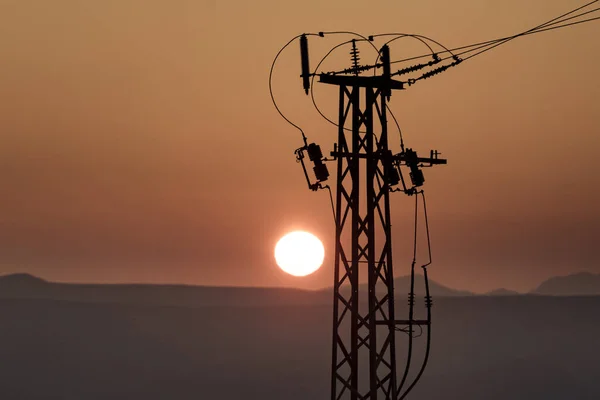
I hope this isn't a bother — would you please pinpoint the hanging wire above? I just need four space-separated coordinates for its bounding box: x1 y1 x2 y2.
387 1 600 67
420 191 433 269
396 323 423 338
386 4 600 87
370 32 453 66
388 106 405 151
269 33 344 226
459 14 600 61
396 191 420 394
269 30 373 142
370 34 442 150
269 33 322 143
322 184 336 224
398 190 434 400
461 2 600 62
398 267 432 400
454 13 600 64
310 39 360 129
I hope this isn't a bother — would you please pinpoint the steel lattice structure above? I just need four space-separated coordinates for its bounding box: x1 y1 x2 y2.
267 31 517 399
326 77 399 400
287 39 446 400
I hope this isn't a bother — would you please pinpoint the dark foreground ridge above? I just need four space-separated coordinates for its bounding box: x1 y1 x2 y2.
0 293 598 399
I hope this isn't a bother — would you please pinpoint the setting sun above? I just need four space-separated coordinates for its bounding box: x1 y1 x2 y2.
275 231 325 277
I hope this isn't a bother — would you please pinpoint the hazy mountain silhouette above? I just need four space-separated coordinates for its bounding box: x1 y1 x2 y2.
3 271 600 307
532 272 600 296
485 288 521 296
0 273 330 307
321 273 473 297
0 272 48 287
390 274 473 296
0 273 473 310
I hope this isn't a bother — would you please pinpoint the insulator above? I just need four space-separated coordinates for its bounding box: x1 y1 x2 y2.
419 57 462 81
405 148 425 187
381 45 391 78
313 162 329 182
396 63 426 76
400 64 421 75
300 34 311 95
404 148 418 164
307 143 323 162
337 64 374 75
410 170 425 187
395 58 440 76
425 296 433 307
384 151 399 186
420 64 449 80
380 44 392 99
387 167 400 186
350 40 361 76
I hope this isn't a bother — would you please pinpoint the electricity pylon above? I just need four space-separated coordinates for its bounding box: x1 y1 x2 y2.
322 47 444 400
291 36 446 400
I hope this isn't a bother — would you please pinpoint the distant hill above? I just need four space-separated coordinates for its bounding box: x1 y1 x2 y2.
532 272 600 296
0 273 330 308
391 274 473 297
0 273 47 287
323 273 473 297
2 270 599 308
485 288 521 296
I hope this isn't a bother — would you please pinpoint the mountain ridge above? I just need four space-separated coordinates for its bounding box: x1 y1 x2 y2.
532 271 600 296
0 271 598 308
485 288 521 296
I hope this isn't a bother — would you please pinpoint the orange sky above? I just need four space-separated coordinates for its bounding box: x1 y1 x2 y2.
1 0 599 293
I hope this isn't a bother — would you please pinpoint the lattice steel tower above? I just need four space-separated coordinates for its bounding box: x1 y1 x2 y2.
324 68 400 399
286 35 447 400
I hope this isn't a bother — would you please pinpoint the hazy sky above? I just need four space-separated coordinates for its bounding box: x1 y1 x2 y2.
1 0 599 293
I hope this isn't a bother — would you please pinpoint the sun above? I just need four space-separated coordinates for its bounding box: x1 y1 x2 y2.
275 231 325 277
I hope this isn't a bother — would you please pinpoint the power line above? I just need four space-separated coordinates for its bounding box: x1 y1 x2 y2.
268 34 311 143
460 4 600 62
387 2 600 67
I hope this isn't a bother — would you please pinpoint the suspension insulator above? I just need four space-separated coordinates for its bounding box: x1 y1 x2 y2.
307 143 323 162
419 57 462 81
405 149 425 187
350 40 361 76
395 58 441 76
388 167 400 187
306 143 328 182
300 34 311 95
410 170 425 187
313 162 329 182
425 296 433 307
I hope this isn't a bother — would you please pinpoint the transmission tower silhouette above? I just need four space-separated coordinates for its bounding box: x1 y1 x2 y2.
294 36 446 400
269 6 600 397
